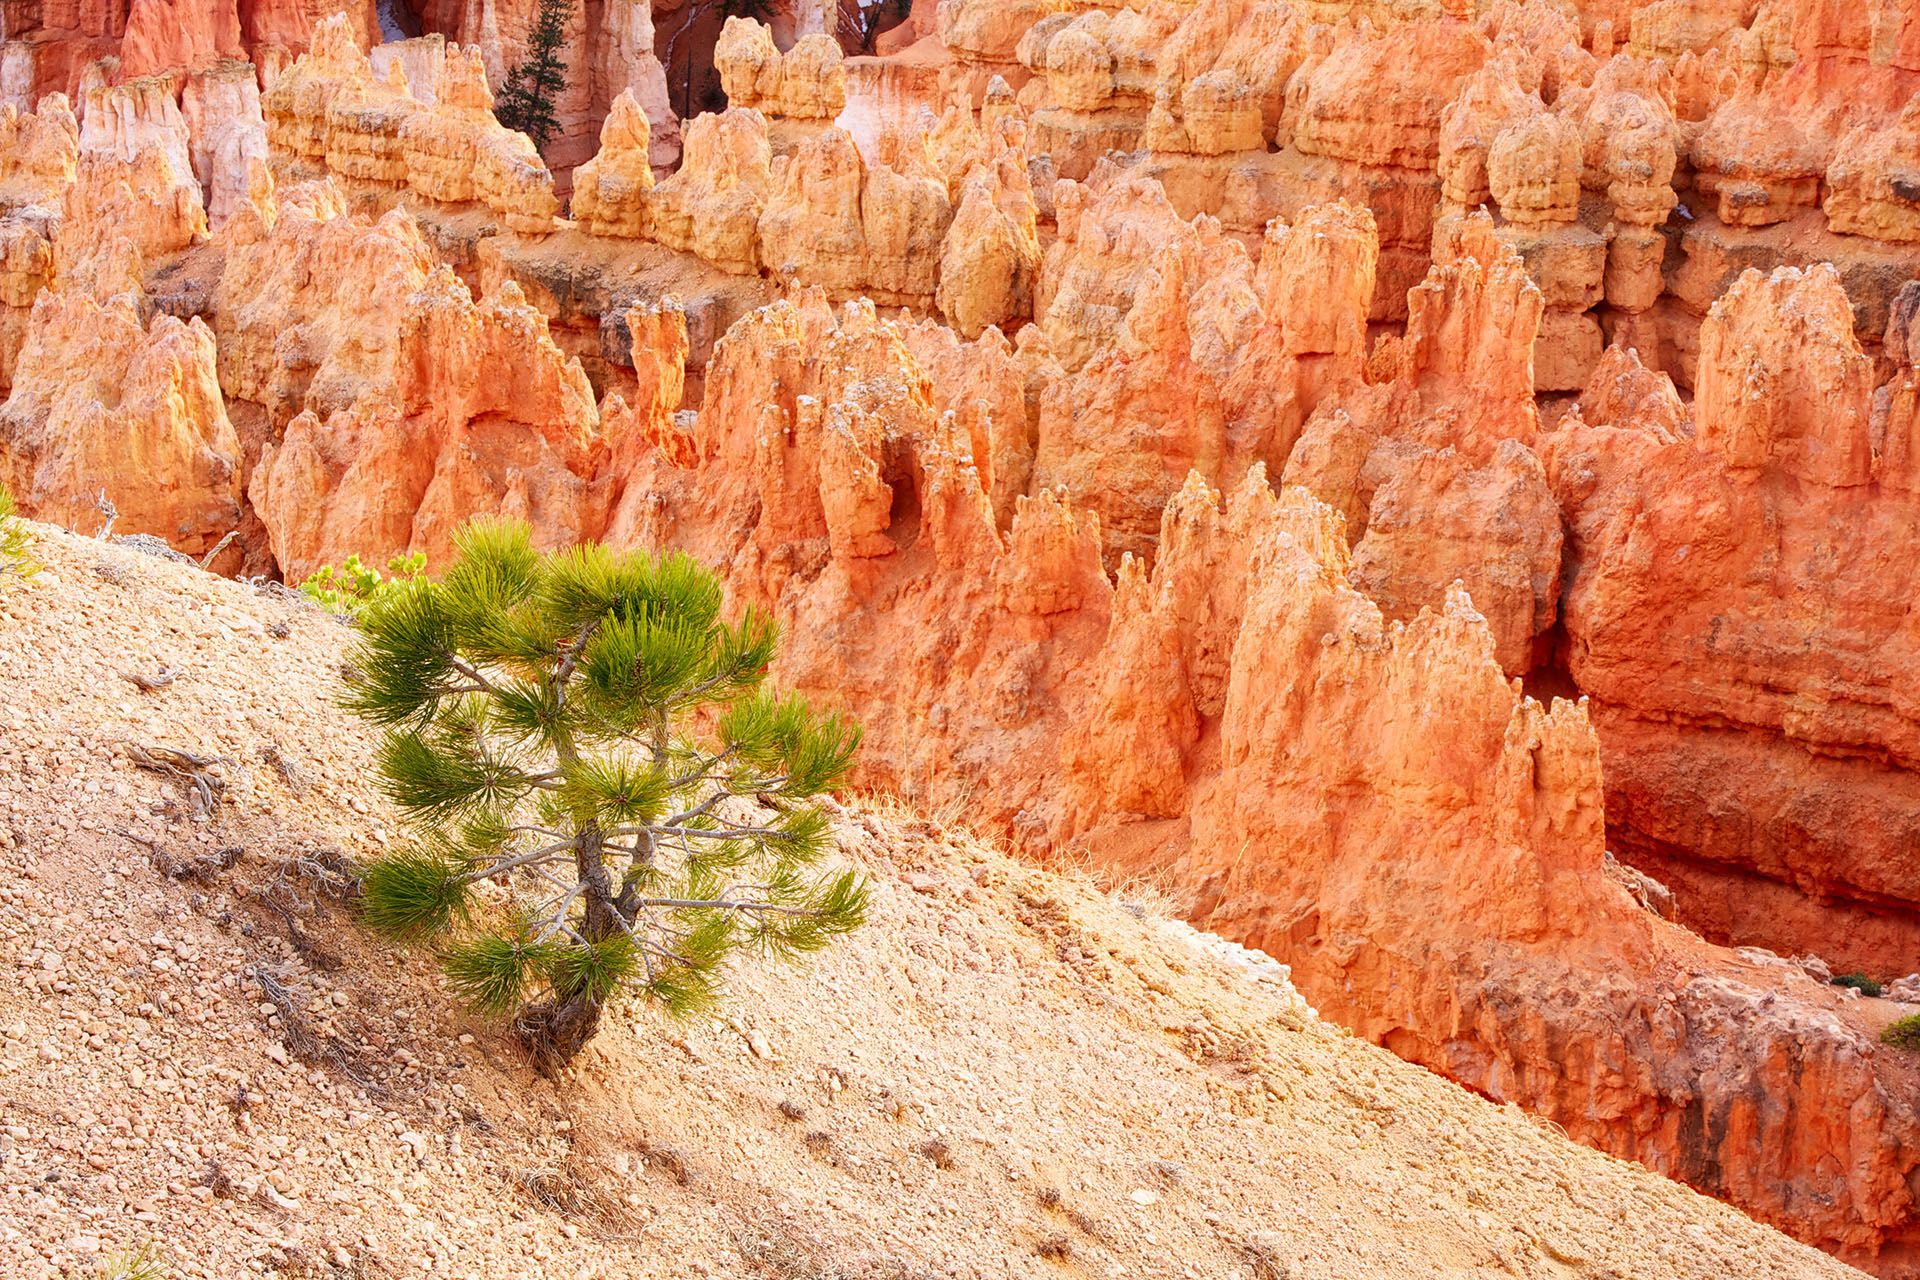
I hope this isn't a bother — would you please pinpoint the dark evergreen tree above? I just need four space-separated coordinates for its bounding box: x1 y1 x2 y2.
495 0 575 151
346 519 867 1074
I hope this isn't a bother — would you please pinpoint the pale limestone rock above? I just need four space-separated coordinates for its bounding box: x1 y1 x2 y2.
648 108 772 275
571 89 654 240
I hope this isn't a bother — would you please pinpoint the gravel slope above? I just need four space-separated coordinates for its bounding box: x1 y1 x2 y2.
0 523 1860 1280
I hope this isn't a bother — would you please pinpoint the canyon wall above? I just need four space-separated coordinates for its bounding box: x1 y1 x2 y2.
7 1 1920 1275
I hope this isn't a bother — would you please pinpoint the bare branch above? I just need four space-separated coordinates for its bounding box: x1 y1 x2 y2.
638 897 814 917
461 840 576 883
198 530 240 570
448 656 503 696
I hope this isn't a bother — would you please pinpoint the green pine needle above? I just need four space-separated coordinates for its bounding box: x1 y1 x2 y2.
443 934 560 1017
93 1241 167 1280
375 730 535 820
360 848 468 942
642 965 724 1019
560 754 669 827
549 935 641 1002
0 482 40 582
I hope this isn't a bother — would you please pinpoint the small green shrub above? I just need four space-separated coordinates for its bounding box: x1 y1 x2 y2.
300 551 427 618
1883 1015 1920 1051
0 482 36 582
346 519 866 1075
94 1242 166 1280
1833 973 1885 998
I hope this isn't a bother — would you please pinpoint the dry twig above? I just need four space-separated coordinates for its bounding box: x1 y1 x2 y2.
246 962 378 1094
198 530 240 570
261 742 310 797
114 829 242 881
126 743 231 818
119 667 177 693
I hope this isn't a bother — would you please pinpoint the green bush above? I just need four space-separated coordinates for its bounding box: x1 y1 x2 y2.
94 1243 166 1280
0 482 36 583
300 551 427 619
1833 972 1885 998
345 519 866 1074
1882 1015 1920 1051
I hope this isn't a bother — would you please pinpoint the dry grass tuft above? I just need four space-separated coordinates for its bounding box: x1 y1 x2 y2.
519 1162 630 1232
1034 1232 1073 1260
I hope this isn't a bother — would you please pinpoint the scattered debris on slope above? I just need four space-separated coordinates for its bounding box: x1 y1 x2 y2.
0 524 1863 1280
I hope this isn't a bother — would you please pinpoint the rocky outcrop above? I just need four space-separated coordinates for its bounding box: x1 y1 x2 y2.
260 11 365 163
11 3 1920 1271
1284 212 1558 676
591 0 679 170
60 76 208 276
1436 51 1536 211
1546 264 1920 981
715 18 847 124
0 289 241 554
118 0 245 81
1035 168 1200 372
1825 96 1920 244
647 107 773 275
211 174 435 431
0 94 78 391
759 125 952 307
937 0 1068 96
572 286 1920 1273
1292 17 1485 170
250 268 609 580
936 143 1040 338
1034 241 1226 565
1218 200 1377 473
1152 0 1305 147
603 291 1110 832
263 15 559 235
404 44 560 233
181 58 269 229
1016 6 1182 181
570 89 655 239
0 94 80 213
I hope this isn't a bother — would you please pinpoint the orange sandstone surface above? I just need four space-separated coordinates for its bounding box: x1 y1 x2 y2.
5 0 1920 1274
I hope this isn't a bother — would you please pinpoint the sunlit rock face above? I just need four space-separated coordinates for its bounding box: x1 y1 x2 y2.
11 1 1920 1271
1547 265 1920 983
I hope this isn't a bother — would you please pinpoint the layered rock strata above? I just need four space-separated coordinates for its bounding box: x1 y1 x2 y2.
10 3 1920 1274
262 15 559 235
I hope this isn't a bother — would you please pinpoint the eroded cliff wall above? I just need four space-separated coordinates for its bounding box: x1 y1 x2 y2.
8 1 1920 1274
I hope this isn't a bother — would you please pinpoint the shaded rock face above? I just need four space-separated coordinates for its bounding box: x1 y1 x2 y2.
1546 265 1920 978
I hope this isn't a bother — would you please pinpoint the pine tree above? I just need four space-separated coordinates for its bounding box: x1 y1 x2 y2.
495 0 574 152
346 519 867 1075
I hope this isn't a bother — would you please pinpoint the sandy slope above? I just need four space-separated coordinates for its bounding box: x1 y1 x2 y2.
0 523 1858 1280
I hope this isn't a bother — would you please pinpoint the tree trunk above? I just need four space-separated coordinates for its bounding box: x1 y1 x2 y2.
515 988 606 1077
